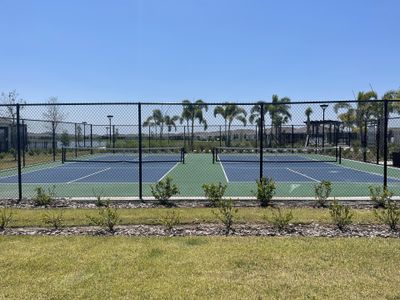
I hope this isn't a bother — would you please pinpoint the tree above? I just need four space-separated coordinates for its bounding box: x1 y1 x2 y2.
143 109 165 139
268 95 291 146
180 99 208 150
305 107 313 135
60 130 70 147
214 104 247 146
42 97 66 132
0 90 25 123
164 115 180 145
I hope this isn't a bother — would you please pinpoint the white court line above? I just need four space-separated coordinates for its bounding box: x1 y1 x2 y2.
66 168 111 184
158 161 180 182
0 163 63 180
286 167 320 182
326 160 400 182
217 155 230 183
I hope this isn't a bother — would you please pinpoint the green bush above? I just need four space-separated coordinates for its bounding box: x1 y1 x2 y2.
87 205 121 232
0 207 13 230
33 186 56 206
254 177 276 207
28 149 35 156
159 210 181 231
212 198 238 235
202 182 227 207
375 200 400 231
329 200 353 231
265 207 293 231
368 186 393 208
150 177 179 206
314 180 332 207
42 210 64 229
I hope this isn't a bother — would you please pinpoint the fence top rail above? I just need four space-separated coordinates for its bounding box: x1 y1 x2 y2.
0 99 392 107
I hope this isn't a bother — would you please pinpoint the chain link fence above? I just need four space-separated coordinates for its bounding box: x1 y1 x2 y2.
0 100 398 200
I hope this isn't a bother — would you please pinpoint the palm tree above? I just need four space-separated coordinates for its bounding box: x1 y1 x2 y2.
214 104 247 146
164 115 180 146
249 101 268 147
268 95 291 146
143 109 165 139
180 99 208 150
305 107 313 135
333 102 356 145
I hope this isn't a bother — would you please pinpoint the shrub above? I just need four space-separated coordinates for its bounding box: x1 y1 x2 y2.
314 180 332 207
254 177 276 207
368 186 393 208
0 207 13 230
329 200 353 231
202 182 227 207
159 210 181 231
92 189 108 207
28 149 35 156
87 205 121 232
374 200 400 231
150 176 179 206
42 210 64 229
212 198 238 235
265 207 293 231
33 186 56 206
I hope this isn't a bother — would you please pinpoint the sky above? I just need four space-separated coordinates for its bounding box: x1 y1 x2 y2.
0 0 399 103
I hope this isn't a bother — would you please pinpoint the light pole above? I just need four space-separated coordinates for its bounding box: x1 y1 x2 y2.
107 115 113 147
82 122 87 148
320 104 329 148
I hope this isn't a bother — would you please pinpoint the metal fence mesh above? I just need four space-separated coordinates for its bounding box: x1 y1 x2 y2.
0 100 398 200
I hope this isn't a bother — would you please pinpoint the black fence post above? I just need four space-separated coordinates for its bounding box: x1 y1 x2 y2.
138 103 143 200
291 125 294 149
363 120 367 162
148 125 151 148
219 125 222 147
52 121 56 162
259 103 264 180
376 119 380 165
90 124 93 154
383 100 388 188
74 123 78 157
16 104 22 201
22 119 26 167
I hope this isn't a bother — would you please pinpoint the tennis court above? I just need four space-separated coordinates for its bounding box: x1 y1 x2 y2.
1 146 399 199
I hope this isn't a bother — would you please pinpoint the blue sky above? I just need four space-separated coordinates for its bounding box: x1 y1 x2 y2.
0 0 399 103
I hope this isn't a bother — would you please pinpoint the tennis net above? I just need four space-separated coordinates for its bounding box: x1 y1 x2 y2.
213 147 341 163
62 147 185 164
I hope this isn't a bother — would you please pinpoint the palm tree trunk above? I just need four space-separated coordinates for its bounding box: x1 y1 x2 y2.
227 122 231 147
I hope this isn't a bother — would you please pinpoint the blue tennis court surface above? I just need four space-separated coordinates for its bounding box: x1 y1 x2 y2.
0 161 179 184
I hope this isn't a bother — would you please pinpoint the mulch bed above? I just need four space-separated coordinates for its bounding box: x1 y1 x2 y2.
1 223 399 238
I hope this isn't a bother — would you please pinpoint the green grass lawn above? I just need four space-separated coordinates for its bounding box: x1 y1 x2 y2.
0 236 399 299
4 207 382 228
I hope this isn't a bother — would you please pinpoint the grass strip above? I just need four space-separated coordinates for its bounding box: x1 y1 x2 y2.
5 207 381 228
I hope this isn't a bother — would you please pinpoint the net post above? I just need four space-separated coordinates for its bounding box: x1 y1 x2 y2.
61 147 65 164
212 147 215 164
16 103 22 201
181 147 185 164
52 121 56 162
383 99 388 188
259 103 264 180
138 103 143 201
338 146 342 164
